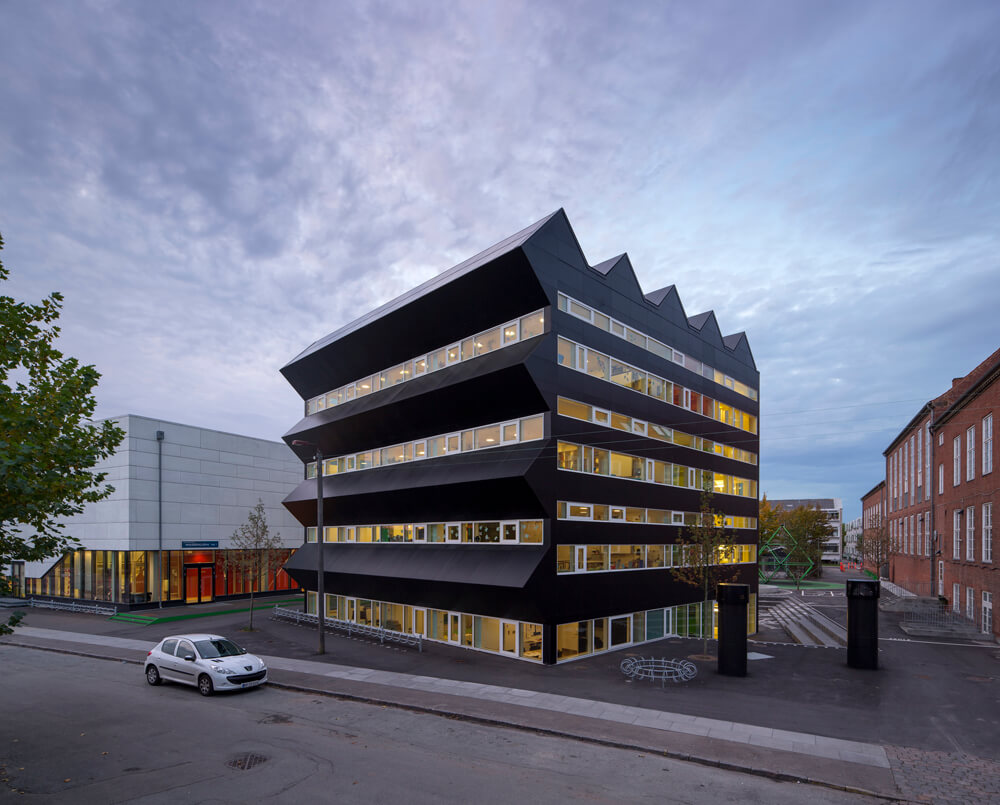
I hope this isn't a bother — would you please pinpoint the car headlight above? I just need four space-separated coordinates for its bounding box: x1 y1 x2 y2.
213 666 236 675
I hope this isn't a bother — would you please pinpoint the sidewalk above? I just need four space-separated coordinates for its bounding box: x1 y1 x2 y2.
4 589 1000 804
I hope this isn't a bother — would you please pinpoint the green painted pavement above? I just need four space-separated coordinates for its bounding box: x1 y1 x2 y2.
108 597 303 625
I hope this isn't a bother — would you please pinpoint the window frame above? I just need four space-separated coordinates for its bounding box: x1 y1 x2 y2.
967 425 976 482
984 414 993 475
967 506 976 561
984 502 993 563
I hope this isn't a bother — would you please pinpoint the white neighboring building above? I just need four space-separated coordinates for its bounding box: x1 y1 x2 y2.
16 415 303 607
771 498 844 564
843 516 862 563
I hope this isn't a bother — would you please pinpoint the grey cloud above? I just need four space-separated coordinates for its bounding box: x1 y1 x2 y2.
2 0 999 522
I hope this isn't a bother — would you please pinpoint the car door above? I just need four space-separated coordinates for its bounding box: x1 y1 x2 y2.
155 638 181 682
170 638 200 687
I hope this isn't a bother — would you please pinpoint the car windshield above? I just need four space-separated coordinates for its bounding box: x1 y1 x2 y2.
194 639 243 659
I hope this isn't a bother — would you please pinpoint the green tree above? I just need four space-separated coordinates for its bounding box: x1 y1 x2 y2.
1 233 124 634
673 491 741 656
223 500 284 631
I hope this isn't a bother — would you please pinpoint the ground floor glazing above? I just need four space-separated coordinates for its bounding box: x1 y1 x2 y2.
21 548 299 605
304 590 757 664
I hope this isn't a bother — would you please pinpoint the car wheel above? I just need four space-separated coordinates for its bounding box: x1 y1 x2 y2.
145 665 162 686
198 674 214 697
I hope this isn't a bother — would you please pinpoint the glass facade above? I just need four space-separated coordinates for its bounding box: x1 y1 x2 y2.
557 441 757 499
303 590 756 664
305 519 544 545
555 543 756 574
306 414 545 479
557 396 757 465
23 548 300 605
306 591 544 661
557 500 757 530
557 292 758 401
557 336 758 434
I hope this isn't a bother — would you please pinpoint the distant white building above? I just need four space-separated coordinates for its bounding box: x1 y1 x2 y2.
15 415 303 607
844 516 862 563
771 498 843 564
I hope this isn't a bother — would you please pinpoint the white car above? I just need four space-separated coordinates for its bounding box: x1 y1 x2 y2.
144 634 268 696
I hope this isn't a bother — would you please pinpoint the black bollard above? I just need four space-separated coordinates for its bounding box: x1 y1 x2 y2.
717 583 749 676
846 578 880 669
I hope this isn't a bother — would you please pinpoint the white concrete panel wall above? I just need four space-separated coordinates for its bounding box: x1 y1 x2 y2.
56 415 303 553
124 415 302 550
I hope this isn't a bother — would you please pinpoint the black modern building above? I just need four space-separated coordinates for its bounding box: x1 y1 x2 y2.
281 210 760 664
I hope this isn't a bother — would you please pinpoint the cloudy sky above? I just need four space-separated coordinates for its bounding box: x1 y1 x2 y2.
2 1 998 520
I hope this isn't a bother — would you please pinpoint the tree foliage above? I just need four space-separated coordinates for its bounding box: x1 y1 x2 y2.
758 495 783 539
673 491 741 655
223 499 284 630
1 232 124 633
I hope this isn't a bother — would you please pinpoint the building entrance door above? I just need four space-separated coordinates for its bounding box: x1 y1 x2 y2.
500 621 518 656
184 565 214 604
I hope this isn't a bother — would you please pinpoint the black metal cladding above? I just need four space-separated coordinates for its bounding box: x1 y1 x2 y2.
283 338 549 457
281 209 759 662
281 249 549 400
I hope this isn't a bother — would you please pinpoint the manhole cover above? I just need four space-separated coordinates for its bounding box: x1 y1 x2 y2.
227 753 268 771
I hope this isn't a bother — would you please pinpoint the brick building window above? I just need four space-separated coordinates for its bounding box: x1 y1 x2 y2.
953 436 961 486
984 592 993 635
925 426 932 502
938 463 943 495
984 414 993 475
967 426 976 482
984 503 993 564
966 507 975 561
953 583 961 613
917 431 923 491
953 510 961 559
966 586 975 621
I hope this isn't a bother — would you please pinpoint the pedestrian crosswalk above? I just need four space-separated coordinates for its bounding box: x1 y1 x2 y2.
759 593 847 647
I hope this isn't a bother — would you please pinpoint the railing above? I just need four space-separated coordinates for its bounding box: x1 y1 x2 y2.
271 606 423 652
899 598 980 629
28 598 118 616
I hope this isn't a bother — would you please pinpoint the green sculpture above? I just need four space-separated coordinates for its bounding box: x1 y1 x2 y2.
759 525 814 586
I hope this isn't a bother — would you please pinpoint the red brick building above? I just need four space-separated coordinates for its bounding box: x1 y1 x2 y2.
860 480 886 577
883 404 935 594
870 347 999 641
931 348 999 637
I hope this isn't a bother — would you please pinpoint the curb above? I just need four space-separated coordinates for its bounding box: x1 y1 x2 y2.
1 639 905 802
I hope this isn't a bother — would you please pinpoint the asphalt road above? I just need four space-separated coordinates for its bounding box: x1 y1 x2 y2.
0 646 883 804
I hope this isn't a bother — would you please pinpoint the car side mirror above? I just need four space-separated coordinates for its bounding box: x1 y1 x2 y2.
239 647 247 654
184 654 196 662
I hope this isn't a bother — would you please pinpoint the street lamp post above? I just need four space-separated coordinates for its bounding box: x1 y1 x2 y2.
293 440 325 654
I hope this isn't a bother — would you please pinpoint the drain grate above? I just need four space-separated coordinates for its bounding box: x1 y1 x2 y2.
227 753 268 771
